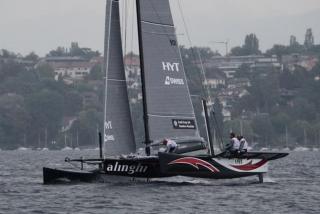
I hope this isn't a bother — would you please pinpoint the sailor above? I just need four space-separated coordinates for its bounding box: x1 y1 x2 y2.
162 138 177 153
225 132 240 154
238 135 248 153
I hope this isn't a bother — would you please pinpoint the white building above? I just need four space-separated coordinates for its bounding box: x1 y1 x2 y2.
53 61 92 81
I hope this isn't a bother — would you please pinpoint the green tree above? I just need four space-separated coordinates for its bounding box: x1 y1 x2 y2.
252 114 275 148
0 94 30 148
47 47 67 57
25 90 64 145
86 64 103 80
69 109 103 147
64 91 83 116
230 46 244 56
243 33 261 55
36 63 55 79
230 34 261 56
290 120 312 147
24 52 39 62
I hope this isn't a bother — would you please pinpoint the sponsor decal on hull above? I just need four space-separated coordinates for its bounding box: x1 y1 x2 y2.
214 158 268 173
230 160 267 171
169 157 220 173
105 162 148 175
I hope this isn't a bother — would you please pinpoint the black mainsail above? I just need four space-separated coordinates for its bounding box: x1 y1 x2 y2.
136 0 200 143
103 0 136 155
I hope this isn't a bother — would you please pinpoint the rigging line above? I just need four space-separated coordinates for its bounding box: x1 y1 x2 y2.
124 0 128 55
177 0 222 144
121 0 126 54
176 0 210 102
130 0 135 71
121 0 124 50
212 111 225 150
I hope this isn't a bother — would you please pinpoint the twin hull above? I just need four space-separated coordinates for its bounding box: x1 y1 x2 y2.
44 151 289 184
100 153 268 179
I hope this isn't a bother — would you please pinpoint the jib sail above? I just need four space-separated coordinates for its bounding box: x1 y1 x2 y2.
103 0 136 155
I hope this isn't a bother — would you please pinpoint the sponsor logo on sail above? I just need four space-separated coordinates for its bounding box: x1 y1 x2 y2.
105 135 115 142
105 121 113 130
105 162 148 175
172 119 196 129
164 76 184 85
162 62 180 72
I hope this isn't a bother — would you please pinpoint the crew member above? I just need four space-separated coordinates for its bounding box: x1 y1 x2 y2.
225 132 240 154
238 135 248 153
162 138 177 153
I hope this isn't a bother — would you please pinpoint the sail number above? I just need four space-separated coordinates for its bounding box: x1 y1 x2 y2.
170 39 177 46
234 159 243 164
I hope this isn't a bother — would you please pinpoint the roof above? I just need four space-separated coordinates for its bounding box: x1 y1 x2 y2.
49 61 94 69
205 68 226 79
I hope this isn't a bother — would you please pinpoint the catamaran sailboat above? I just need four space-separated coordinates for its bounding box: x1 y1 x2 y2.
43 0 288 184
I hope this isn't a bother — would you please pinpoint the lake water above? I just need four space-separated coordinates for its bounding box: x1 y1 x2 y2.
0 150 319 214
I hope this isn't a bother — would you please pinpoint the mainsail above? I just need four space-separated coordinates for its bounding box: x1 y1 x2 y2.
136 0 200 142
103 0 136 155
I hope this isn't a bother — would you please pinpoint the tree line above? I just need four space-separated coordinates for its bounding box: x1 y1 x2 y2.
1 28 319 149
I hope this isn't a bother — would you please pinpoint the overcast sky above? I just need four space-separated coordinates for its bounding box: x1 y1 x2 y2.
0 0 319 56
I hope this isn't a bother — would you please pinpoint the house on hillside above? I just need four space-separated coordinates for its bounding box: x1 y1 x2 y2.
201 55 281 78
124 54 141 90
227 78 251 90
282 54 318 72
52 61 93 81
36 56 98 84
205 69 226 89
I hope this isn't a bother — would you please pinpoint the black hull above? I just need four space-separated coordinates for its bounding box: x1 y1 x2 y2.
43 151 288 184
158 152 288 179
43 157 169 184
100 156 167 178
43 167 99 184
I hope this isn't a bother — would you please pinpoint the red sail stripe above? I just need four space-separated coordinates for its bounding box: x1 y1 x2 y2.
169 157 220 173
231 160 268 171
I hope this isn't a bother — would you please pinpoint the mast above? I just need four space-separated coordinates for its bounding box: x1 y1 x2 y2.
45 128 48 148
136 0 151 155
64 133 67 148
285 126 288 148
202 100 214 156
76 130 79 148
38 132 41 148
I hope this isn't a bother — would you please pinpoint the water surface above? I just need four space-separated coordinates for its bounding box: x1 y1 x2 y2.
0 150 319 214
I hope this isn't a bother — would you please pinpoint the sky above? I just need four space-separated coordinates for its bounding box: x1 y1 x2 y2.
0 0 320 56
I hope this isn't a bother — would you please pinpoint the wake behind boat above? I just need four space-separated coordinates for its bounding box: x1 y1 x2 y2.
43 0 288 184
